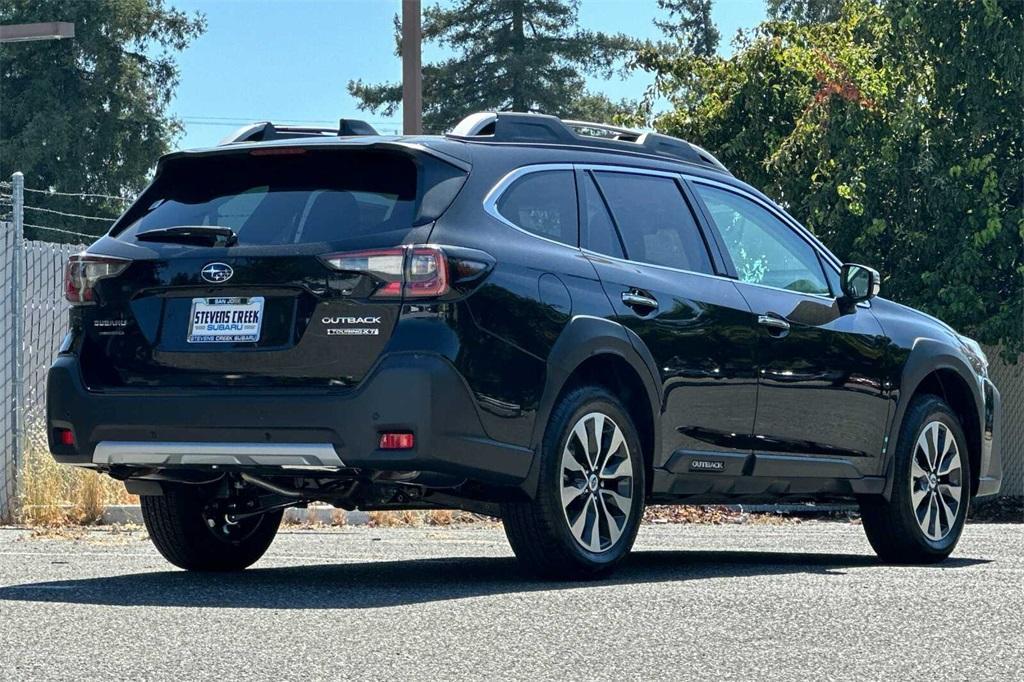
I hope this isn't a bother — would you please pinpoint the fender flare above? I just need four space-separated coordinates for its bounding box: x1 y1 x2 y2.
519 315 662 497
880 338 983 499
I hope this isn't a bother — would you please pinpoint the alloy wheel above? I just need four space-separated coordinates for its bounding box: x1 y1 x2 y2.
910 420 964 541
560 412 634 553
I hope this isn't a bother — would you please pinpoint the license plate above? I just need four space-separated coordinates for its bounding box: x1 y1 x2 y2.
187 297 264 343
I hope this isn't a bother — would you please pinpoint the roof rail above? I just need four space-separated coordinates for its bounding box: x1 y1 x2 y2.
446 111 729 173
219 119 379 145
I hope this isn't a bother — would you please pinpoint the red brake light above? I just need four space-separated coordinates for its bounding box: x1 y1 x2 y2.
249 147 308 156
64 254 130 304
379 432 415 450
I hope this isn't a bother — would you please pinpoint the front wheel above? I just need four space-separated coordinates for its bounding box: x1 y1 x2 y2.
141 483 283 571
501 386 645 579
860 395 971 564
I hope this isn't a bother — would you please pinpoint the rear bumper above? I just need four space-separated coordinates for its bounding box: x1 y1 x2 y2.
46 352 534 487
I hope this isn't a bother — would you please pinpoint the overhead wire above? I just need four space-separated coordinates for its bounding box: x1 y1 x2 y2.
22 204 117 222
21 186 129 203
22 223 97 239
0 183 116 239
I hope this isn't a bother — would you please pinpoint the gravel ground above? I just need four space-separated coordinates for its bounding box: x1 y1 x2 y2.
0 522 1020 681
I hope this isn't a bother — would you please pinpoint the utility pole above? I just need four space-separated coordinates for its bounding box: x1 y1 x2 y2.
401 0 422 135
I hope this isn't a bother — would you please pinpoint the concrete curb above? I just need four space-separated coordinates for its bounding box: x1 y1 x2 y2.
101 505 143 525
98 503 855 526
100 504 371 526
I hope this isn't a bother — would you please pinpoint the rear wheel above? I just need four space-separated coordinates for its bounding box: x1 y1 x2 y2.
860 395 970 564
501 386 645 579
140 483 283 571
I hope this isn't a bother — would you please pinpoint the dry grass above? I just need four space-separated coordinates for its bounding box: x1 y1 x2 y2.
17 426 136 527
368 509 494 527
643 504 797 525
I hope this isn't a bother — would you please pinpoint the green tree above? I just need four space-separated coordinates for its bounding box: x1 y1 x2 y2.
348 0 638 133
655 0 720 57
633 0 1023 356
766 0 846 24
0 0 205 242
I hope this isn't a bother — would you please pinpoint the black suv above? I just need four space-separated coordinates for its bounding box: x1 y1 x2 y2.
48 112 1002 578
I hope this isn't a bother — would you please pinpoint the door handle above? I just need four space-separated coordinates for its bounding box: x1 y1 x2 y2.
757 314 791 333
621 290 658 312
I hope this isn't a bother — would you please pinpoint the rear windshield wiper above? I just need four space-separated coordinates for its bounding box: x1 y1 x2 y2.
135 226 238 247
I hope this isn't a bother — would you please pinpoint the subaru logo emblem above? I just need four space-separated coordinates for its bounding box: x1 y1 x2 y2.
201 262 233 283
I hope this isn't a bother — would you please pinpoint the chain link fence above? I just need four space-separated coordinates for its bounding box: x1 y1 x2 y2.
0 216 84 521
988 349 1023 496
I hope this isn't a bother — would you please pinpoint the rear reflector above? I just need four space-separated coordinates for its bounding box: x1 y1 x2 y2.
56 428 75 447
379 432 415 450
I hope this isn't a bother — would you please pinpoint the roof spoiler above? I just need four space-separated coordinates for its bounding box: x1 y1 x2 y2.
220 119 379 145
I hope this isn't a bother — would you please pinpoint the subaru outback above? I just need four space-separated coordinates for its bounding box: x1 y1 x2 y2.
47 112 1002 578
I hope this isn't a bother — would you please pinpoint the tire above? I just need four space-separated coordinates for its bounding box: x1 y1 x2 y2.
140 484 283 571
860 395 971 564
501 386 645 579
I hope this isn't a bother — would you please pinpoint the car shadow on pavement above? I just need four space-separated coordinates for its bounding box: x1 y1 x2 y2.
0 550 989 610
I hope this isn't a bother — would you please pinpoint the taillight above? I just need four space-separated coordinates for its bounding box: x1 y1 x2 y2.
321 249 406 297
64 254 130 304
406 248 448 297
320 245 470 299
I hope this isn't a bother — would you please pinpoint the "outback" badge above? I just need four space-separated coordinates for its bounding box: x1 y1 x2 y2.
690 459 725 472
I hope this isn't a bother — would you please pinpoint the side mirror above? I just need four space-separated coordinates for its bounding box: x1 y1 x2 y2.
840 263 880 302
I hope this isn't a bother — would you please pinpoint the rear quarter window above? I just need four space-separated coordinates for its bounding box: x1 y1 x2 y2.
494 170 578 246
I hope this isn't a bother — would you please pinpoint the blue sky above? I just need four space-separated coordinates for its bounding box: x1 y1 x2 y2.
169 0 767 149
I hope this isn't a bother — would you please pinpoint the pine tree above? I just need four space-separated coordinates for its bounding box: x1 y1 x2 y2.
655 0 720 57
347 0 637 133
766 0 845 24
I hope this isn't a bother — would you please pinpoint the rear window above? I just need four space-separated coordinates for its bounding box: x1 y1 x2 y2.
114 149 465 246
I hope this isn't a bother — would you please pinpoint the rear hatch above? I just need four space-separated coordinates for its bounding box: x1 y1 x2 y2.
73 145 467 389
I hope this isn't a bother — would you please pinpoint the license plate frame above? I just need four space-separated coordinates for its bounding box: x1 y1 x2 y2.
187 296 265 344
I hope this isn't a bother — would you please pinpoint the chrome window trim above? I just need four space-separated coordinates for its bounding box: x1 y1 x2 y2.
482 163 581 250
483 162 862 305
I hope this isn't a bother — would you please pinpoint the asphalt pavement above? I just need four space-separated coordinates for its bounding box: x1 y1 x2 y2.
0 521 1020 681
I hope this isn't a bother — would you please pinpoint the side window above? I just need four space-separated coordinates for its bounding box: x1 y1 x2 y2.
693 184 830 296
495 170 578 246
593 171 712 273
578 172 624 259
